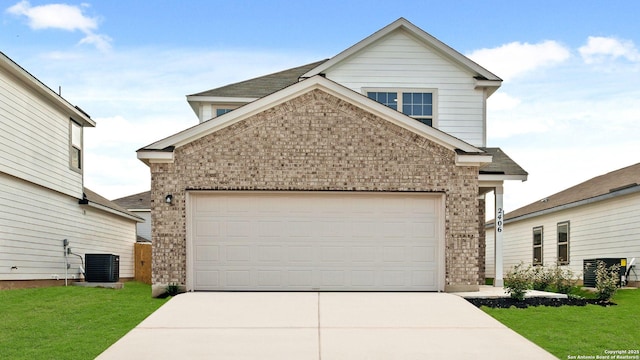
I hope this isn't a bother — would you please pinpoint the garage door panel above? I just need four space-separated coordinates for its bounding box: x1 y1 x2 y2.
190 192 441 291
411 246 436 263
257 246 283 262
257 271 282 286
196 220 220 236
195 271 219 287
412 270 436 286
195 245 220 261
226 271 251 286
288 270 313 286
288 246 314 262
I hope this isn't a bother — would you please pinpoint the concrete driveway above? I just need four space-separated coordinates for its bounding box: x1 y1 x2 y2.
97 292 556 359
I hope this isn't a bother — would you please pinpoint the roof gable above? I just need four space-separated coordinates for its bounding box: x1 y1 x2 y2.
301 18 501 86
138 76 489 166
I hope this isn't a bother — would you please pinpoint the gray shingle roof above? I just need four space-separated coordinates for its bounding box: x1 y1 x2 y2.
83 188 143 221
189 59 329 98
479 147 528 177
504 162 640 221
112 190 151 210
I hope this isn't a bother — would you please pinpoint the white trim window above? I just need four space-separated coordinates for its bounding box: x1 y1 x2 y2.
366 88 436 126
215 108 234 117
70 119 82 171
557 221 570 265
213 105 241 118
533 226 543 265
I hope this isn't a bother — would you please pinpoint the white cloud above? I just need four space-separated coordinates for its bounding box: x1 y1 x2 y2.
579 36 640 64
5 1 111 51
78 33 113 53
467 40 571 81
487 92 521 111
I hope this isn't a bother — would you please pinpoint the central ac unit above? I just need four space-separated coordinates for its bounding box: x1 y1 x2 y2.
85 254 120 282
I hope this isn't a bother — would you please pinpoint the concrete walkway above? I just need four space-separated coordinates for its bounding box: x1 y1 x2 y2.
453 285 568 299
97 292 556 360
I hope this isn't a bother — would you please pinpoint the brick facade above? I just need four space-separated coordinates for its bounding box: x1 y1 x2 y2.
150 89 481 295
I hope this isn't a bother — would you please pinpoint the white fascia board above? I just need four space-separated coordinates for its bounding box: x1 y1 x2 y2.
479 174 528 182
83 201 144 222
186 95 258 103
137 150 174 165
456 154 493 166
140 76 483 157
474 79 502 97
302 18 501 82
1 52 95 127
479 180 505 189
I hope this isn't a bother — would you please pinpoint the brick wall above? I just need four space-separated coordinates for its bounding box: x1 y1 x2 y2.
150 89 481 294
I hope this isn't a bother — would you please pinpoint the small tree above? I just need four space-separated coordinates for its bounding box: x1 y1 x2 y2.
595 261 620 302
504 263 532 301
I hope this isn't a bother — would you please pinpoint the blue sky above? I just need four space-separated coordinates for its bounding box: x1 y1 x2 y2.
2 0 640 213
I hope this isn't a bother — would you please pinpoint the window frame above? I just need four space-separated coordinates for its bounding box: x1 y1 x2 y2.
212 105 240 118
69 119 82 172
532 226 543 266
557 221 570 265
363 87 438 127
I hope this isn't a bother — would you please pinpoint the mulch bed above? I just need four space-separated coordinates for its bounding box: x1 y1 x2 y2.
466 297 616 308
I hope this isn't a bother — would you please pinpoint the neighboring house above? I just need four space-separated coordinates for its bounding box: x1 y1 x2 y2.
0 51 142 288
113 191 152 242
486 163 640 285
138 18 527 296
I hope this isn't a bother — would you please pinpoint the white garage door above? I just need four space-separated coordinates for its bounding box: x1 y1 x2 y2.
188 192 443 291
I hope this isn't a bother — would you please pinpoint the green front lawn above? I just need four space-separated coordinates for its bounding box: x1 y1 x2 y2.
0 282 168 360
482 289 640 358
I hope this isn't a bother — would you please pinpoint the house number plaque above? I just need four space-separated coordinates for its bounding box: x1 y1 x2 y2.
496 207 504 232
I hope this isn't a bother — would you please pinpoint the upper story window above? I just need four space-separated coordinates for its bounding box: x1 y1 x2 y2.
366 89 435 126
216 108 234 117
70 120 82 171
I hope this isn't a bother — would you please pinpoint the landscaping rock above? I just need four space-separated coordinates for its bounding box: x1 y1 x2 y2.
466 297 616 308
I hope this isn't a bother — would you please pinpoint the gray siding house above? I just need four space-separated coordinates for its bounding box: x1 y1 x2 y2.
0 51 142 288
486 163 640 286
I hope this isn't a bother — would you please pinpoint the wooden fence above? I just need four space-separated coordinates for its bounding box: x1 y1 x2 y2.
134 242 152 284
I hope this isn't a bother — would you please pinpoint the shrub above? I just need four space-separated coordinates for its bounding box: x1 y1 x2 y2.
504 263 532 301
530 266 553 291
165 283 181 297
595 261 620 302
550 265 576 294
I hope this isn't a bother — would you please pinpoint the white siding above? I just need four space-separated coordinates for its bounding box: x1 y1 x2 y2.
324 30 485 146
0 70 83 198
0 173 136 281
486 192 640 283
133 210 151 241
